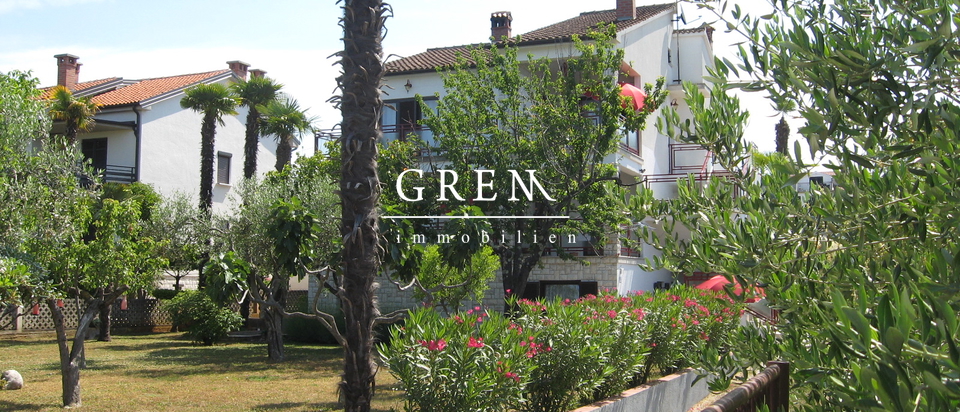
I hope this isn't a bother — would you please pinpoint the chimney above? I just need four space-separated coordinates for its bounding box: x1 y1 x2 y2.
226 60 250 80
250 69 267 78
54 53 81 89
491 11 512 41
616 0 636 21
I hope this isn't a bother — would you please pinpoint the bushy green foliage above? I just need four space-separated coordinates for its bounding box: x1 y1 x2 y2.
413 244 498 313
165 290 243 345
383 287 741 412
640 1 960 410
382 307 533 412
150 289 179 300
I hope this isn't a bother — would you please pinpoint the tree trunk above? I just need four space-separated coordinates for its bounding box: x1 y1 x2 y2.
199 111 217 213
263 305 285 362
98 300 112 342
264 279 288 362
244 107 261 179
49 295 102 408
775 115 790 155
275 135 293 172
339 0 387 410
97 287 116 342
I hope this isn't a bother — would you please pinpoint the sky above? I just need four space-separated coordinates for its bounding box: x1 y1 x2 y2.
0 0 793 155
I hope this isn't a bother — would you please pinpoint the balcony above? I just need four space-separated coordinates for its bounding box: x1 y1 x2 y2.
102 165 137 184
316 123 645 159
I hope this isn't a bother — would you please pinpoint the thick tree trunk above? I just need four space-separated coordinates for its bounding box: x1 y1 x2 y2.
339 1 387 410
775 115 790 155
275 135 293 172
97 287 116 342
264 279 288 362
98 300 112 341
263 305 285 362
199 112 217 213
244 107 261 179
49 295 103 408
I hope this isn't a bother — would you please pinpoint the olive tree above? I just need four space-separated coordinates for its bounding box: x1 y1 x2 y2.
638 1 960 410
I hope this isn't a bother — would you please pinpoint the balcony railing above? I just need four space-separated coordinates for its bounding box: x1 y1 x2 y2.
102 165 137 184
316 124 645 157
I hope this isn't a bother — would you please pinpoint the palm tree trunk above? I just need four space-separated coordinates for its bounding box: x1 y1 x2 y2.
275 135 293 172
775 115 790 155
199 111 217 213
244 107 261 179
339 0 387 410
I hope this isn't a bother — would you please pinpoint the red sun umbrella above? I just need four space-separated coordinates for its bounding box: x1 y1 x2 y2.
619 83 647 111
694 275 764 302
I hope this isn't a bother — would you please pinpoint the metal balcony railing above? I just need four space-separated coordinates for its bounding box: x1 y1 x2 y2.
102 165 137 184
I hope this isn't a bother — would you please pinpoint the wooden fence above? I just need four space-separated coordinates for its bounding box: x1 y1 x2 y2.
699 361 790 412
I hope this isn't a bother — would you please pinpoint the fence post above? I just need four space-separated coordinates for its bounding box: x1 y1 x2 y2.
766 361 790 412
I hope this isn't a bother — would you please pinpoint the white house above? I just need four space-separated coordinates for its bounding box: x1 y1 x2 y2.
42 54 279 215
312 0 718 309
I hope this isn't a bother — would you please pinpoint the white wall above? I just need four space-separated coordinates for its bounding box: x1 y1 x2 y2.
136 79 277 215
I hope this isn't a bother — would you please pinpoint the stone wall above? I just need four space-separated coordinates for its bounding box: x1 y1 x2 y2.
308 253 627 314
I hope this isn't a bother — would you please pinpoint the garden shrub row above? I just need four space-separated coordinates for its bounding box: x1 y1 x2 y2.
381 286 743 412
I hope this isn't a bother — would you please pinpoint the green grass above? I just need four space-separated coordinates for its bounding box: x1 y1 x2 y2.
0 332 402 412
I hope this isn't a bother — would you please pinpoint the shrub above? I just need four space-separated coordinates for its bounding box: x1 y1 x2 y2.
381 306 534 412
383 286 742 412
164 290 243 345
150 289 179 300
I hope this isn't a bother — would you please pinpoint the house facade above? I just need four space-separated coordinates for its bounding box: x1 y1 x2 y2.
311 0 717 311
43 54 279 215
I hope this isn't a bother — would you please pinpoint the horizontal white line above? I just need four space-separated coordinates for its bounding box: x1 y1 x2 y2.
382 216 569 219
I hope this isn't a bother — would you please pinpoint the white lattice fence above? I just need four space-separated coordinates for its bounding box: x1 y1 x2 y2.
12 298 171 331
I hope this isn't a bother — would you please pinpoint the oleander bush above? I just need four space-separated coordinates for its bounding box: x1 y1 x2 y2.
382 286 742 412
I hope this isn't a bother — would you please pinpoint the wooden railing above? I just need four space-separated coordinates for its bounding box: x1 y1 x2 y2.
699 361 790 412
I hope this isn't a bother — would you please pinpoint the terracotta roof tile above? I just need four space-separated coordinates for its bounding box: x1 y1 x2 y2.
92 69 230 107
385 3 675 75
518 3 674 44
38 77 119 99
675 25 715 43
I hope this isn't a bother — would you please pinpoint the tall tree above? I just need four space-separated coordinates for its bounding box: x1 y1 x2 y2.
337 0 389 409
232 77 282 179
416 27 665 303
259 96 315 172
48 85 99 145
642 0 960 410
180 83 239 213
0 71 161 407
211 156 340 362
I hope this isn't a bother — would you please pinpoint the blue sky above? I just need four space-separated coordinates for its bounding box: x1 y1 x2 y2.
0 0 790 154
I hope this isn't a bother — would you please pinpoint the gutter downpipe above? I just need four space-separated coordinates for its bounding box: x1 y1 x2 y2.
133 105 143 182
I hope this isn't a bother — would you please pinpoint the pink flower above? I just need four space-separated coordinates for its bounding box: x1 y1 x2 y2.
420 339 447 351
506 289 512 294
468 336 485 348
607 310 617 319
504 371 520 382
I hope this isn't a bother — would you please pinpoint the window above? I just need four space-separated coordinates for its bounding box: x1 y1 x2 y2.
522 281 600 301
80 138 108 171
217 152 232 185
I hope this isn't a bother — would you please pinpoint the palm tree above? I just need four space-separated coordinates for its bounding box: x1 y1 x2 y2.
232 77 282 179
259 96 315 172
48 85 99 145
339 0 387 410
179 83 239 213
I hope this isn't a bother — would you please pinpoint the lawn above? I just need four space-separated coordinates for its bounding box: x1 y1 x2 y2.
0 332 402 411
